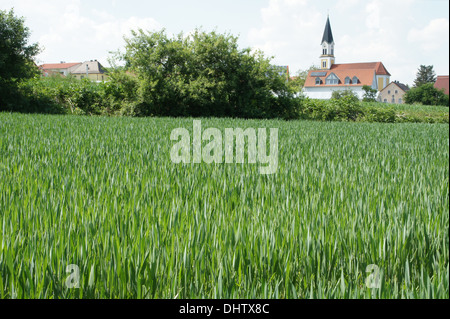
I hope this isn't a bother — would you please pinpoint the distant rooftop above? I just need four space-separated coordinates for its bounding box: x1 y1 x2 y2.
70 60 108 74
434 75 449 95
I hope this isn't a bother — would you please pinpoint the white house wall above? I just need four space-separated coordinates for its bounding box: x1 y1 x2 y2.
302 86 365 100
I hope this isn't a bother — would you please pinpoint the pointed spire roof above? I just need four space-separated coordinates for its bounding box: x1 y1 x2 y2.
321 16 334 44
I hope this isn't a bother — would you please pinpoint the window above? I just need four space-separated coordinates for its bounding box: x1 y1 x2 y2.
325 73 339 85
345 77 351 85
384 99 387 103
322 61 327 68
323 49 327 55
388 90 391 94
352 76 359 84
398 98 402 104
395 90 398 94
315 77 322 85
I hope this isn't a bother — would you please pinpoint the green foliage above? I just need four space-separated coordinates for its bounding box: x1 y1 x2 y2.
301 95 362 121
299 98 448 123
404 83 449 106
413 65 436 88
362 85 378 102
287 65 319 93
360 106 396 123
19 76 107 115
122 28 297 119
0 113 448 299
331 88 360 103
0 9 40 110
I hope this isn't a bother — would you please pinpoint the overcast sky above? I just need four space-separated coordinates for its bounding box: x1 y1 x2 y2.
2 0 449 86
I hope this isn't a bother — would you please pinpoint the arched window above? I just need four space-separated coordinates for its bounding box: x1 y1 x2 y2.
352 76 359 84
326 73 339 85
345 77 351 85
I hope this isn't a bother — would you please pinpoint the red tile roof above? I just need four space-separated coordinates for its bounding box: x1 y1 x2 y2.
434 76 449 95
40 63 81 70
330 62 391 76
304 62 390 88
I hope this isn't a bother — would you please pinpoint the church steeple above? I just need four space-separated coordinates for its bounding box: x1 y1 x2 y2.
322 16 334 44
320 16 335 70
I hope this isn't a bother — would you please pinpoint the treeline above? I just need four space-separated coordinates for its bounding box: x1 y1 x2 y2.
1 9 448 123
9 75 447 123
2 26 300 119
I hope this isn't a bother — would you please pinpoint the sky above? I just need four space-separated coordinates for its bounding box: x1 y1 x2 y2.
2 0 449 86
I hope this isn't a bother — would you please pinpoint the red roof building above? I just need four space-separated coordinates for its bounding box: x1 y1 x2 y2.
434 76 449 95
303 17 391 100
39 62 81 77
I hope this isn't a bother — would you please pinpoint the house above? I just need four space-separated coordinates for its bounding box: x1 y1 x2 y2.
434 76 449 95
69 60 109 82
378 81 409 104
40 62 81 77
303 16 391 100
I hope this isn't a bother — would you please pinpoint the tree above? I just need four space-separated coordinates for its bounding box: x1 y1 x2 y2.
404 83 449 106
288 65 319 93
121 28 297 119
0 9 40 109
413 65 436 88
331 88 359 103
362 85 378 102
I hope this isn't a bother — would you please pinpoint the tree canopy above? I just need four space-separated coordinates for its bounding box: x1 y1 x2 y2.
404 83 448 106
120 28 299 119
413 65 436 88
0 9 40 109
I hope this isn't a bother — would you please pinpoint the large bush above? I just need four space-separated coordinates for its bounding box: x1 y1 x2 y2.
404 83 449 106
120 29 298 119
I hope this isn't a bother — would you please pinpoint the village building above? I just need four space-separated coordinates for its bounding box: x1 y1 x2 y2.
69 60 109 82
434 75 449 95
303 17 391 100
378 81 410 104
39 60 109 82
40 62 81 77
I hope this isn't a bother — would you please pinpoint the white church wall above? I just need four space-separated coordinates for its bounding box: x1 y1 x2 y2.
302 86 365 100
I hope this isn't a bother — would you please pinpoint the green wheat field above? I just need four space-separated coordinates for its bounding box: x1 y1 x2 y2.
0 112 448 299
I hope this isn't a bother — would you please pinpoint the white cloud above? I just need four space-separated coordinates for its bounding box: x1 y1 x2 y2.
248 0 322 74
408 18 449 52
365 0 381 30
2 0 161 65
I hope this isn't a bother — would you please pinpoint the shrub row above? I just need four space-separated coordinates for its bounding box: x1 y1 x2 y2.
6 74 448 124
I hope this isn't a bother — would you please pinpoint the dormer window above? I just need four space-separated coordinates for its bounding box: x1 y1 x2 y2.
345 77 351 85
315 77 322 85
352 76 359 84
326 73 339 85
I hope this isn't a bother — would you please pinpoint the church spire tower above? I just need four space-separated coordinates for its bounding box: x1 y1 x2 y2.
320 15 335 70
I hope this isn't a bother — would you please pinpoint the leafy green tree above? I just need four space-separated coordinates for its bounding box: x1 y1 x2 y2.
331 88 359 103
404 83 448 106
362 85 378 102
121 28 296 119
0 9 40 109
413 65 436 88
288 65 319 93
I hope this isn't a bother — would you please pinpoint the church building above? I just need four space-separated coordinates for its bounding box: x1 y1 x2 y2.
303 17 391 100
